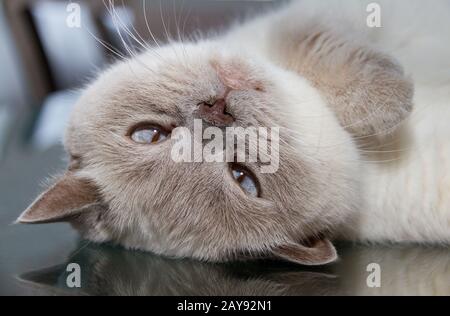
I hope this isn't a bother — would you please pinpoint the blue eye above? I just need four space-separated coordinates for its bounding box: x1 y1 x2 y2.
231 165 260 197
130 125 168 144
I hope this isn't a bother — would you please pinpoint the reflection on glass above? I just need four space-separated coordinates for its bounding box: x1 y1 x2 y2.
18 242 450 296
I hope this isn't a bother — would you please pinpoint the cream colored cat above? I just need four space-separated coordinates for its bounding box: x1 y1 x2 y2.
18 0 450 265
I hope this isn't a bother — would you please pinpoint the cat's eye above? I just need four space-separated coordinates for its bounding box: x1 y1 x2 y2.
130 125 168 144
230 164 260 197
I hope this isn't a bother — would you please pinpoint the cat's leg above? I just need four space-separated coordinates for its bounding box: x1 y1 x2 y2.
269 23 414 141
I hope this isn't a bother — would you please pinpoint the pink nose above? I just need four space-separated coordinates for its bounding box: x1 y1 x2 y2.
198 99 235 127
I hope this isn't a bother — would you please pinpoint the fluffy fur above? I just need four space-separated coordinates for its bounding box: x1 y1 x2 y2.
19 0 450 264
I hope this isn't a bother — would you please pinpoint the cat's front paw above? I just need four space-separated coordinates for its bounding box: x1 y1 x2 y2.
330 51 414 140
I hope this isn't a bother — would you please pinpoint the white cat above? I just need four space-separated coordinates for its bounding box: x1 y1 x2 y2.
18 0 450 265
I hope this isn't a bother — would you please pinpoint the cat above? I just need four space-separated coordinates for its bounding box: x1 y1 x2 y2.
17 0 450 266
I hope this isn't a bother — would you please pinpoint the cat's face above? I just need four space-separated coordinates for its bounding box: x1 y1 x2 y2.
19 42 360 265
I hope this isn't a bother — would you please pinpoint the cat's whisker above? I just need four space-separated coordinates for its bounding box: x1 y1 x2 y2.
118 1 172 66
331 89 434 145
85 28 127 61
65 240 93 262
277 90 422 149
109 0 146 55
181 2 192 42
104 0 136 58
143 0 164 52
159 0 187 67
142 0 183 68
173 0 190 61
280 125 415 156
173 0 182 44
252 126 401 165
102 0 168 77
332 89 400 134
107 0 158 63
159 0 172 45
119 0 151 51
276 125 414 164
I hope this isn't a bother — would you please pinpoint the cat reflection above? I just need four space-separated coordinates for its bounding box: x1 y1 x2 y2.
19 243 450 295
19 242 339 296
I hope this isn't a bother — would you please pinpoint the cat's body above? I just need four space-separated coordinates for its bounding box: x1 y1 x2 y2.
357 84 450 243
19 0 450 265
226 0 450 243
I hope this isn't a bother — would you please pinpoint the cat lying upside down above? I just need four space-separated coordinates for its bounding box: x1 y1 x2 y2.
18 0 450 265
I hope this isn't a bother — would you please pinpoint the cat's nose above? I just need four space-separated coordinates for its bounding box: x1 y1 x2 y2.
198 99 235 127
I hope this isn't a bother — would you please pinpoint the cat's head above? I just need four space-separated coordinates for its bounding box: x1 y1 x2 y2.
18 42 361 265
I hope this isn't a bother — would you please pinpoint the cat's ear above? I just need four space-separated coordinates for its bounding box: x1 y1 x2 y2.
17 173 101 224
272 239 337 266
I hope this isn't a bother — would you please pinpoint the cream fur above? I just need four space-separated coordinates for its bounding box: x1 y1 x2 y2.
228 0 450 243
